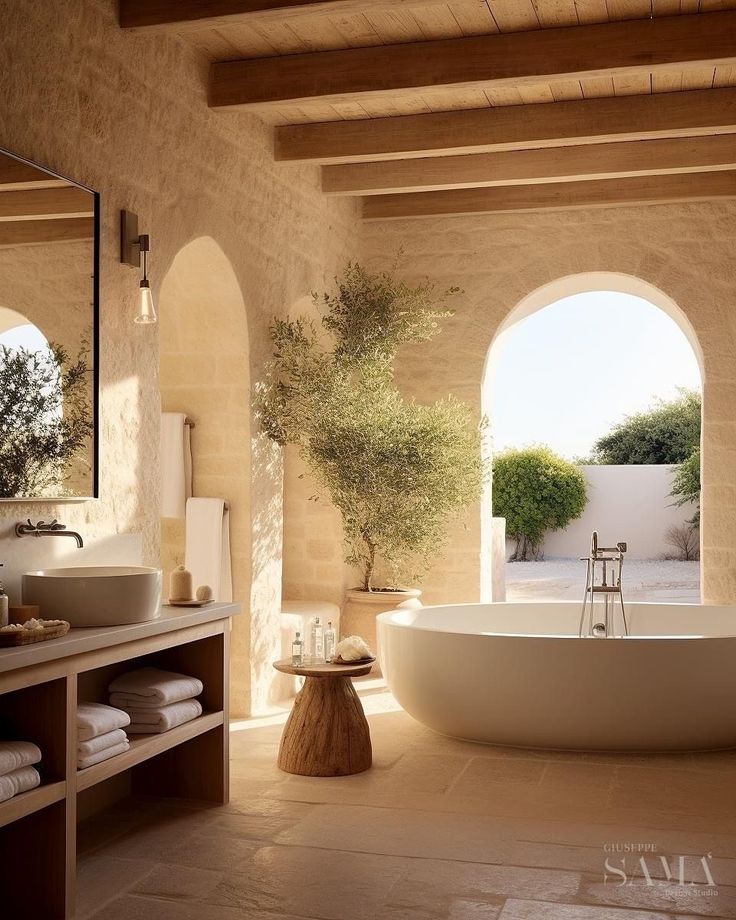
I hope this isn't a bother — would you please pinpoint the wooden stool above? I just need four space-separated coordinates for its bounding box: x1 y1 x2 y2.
273 659 373 776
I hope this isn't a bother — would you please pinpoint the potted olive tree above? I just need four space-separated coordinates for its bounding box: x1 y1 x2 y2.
260 263 486 650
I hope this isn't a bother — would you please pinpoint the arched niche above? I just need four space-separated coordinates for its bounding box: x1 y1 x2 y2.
159 236 252 714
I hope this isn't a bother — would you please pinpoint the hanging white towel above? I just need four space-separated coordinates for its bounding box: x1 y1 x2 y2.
161 412 193 519
185 498 232 602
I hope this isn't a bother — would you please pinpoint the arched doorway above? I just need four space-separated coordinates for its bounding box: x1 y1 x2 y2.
159 237 252 714
481 273 704 603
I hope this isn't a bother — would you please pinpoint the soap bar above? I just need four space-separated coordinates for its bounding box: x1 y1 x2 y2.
9 605 40 624
169 565 193 602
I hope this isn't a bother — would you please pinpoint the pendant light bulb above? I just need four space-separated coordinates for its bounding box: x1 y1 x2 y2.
135 279 157 325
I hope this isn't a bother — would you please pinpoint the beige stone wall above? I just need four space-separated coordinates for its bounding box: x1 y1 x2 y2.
358 203 736 605
278 291 349 607
0 0 359 714
281 446 347 607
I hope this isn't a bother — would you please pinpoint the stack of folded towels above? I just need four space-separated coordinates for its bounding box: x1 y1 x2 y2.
108 667 203 734
0 740 41 802
77 702 130 769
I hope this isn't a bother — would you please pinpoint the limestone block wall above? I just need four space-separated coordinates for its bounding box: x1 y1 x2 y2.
281 446 347 606
358 202 736 606
0 0 360 715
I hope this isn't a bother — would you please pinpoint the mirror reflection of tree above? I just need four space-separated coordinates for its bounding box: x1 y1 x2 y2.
0 336 93 498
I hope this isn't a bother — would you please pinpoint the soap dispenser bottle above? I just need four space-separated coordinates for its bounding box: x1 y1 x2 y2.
291 631 303 667
324 620 336 663
0 566 8 628
310 616 324 662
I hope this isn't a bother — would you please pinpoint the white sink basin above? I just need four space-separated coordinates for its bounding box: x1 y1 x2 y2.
22 566 162 627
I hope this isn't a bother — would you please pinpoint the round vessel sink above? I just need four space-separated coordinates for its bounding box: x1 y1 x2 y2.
22 566 162 628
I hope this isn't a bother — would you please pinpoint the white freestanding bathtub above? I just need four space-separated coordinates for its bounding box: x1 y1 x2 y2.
377 602 736 752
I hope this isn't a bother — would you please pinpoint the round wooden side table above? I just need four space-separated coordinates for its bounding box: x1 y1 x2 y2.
273 659 373 776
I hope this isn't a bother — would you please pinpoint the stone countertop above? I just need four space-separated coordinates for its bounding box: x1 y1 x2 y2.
0 602 240 673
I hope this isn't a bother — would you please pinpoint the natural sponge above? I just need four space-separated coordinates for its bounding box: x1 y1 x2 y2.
334 635 372 662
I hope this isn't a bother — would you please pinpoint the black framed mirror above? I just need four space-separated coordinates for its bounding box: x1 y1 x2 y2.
0 148 99 500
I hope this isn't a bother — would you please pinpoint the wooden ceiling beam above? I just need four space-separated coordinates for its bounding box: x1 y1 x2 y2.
119 0 420 31
323 135 736 196
0 187 94 222
0 157 68 191
362 171 736 220
210 11 736 111
0 218 94 247
277 87 736 165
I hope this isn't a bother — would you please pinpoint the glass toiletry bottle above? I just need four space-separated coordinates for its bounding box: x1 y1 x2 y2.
291 631 303 667
310 616 324 662
324 620 336 663
0 566 7 628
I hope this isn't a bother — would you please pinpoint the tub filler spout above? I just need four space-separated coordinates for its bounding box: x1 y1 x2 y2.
579 531 628 638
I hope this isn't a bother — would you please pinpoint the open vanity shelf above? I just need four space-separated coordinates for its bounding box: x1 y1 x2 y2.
0 603 239 919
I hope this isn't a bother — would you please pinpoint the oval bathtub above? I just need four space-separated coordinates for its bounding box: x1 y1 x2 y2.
376 602 736 752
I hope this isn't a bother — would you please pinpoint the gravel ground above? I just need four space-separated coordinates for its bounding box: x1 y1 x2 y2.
505 558 700 603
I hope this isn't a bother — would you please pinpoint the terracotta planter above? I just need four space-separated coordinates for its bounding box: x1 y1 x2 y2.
341 588 422 660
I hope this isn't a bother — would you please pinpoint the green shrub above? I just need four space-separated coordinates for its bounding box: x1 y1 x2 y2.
492 447 587 561
589 389 700 465
671 446 700 526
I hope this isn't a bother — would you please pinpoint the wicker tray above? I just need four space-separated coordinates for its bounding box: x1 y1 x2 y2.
0 621 70 647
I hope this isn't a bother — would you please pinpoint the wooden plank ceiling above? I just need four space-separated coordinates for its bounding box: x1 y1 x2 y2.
120 0 736 218
0 153 94 244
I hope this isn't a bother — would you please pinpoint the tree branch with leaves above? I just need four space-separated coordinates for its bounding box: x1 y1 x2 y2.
0 341 93 498
260 262 487 591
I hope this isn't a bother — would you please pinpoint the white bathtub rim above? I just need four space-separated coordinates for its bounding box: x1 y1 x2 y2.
376 600 736 640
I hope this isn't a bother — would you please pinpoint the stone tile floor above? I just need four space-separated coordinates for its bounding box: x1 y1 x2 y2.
78 680 736 919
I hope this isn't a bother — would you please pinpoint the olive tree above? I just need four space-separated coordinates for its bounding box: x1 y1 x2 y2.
259 262 487 591
0 342 93 498
492 446 587 561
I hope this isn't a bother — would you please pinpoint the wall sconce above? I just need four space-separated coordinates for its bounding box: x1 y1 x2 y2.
120 209 157 325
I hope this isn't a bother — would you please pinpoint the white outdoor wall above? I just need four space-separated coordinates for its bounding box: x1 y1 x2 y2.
538 465 696 560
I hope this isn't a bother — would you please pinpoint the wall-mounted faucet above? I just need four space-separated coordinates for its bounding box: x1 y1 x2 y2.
15 520 84 548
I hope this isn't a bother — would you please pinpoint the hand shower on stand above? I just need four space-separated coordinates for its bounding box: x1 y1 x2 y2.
579 531 629 638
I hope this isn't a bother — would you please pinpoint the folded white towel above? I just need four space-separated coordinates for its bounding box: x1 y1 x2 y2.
126 698 203 734
0 741 42 777
108 667 203 707
77 702 131 741
77 740 130 771
109 693 198 711
0 765 40 803
77 729 128 758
